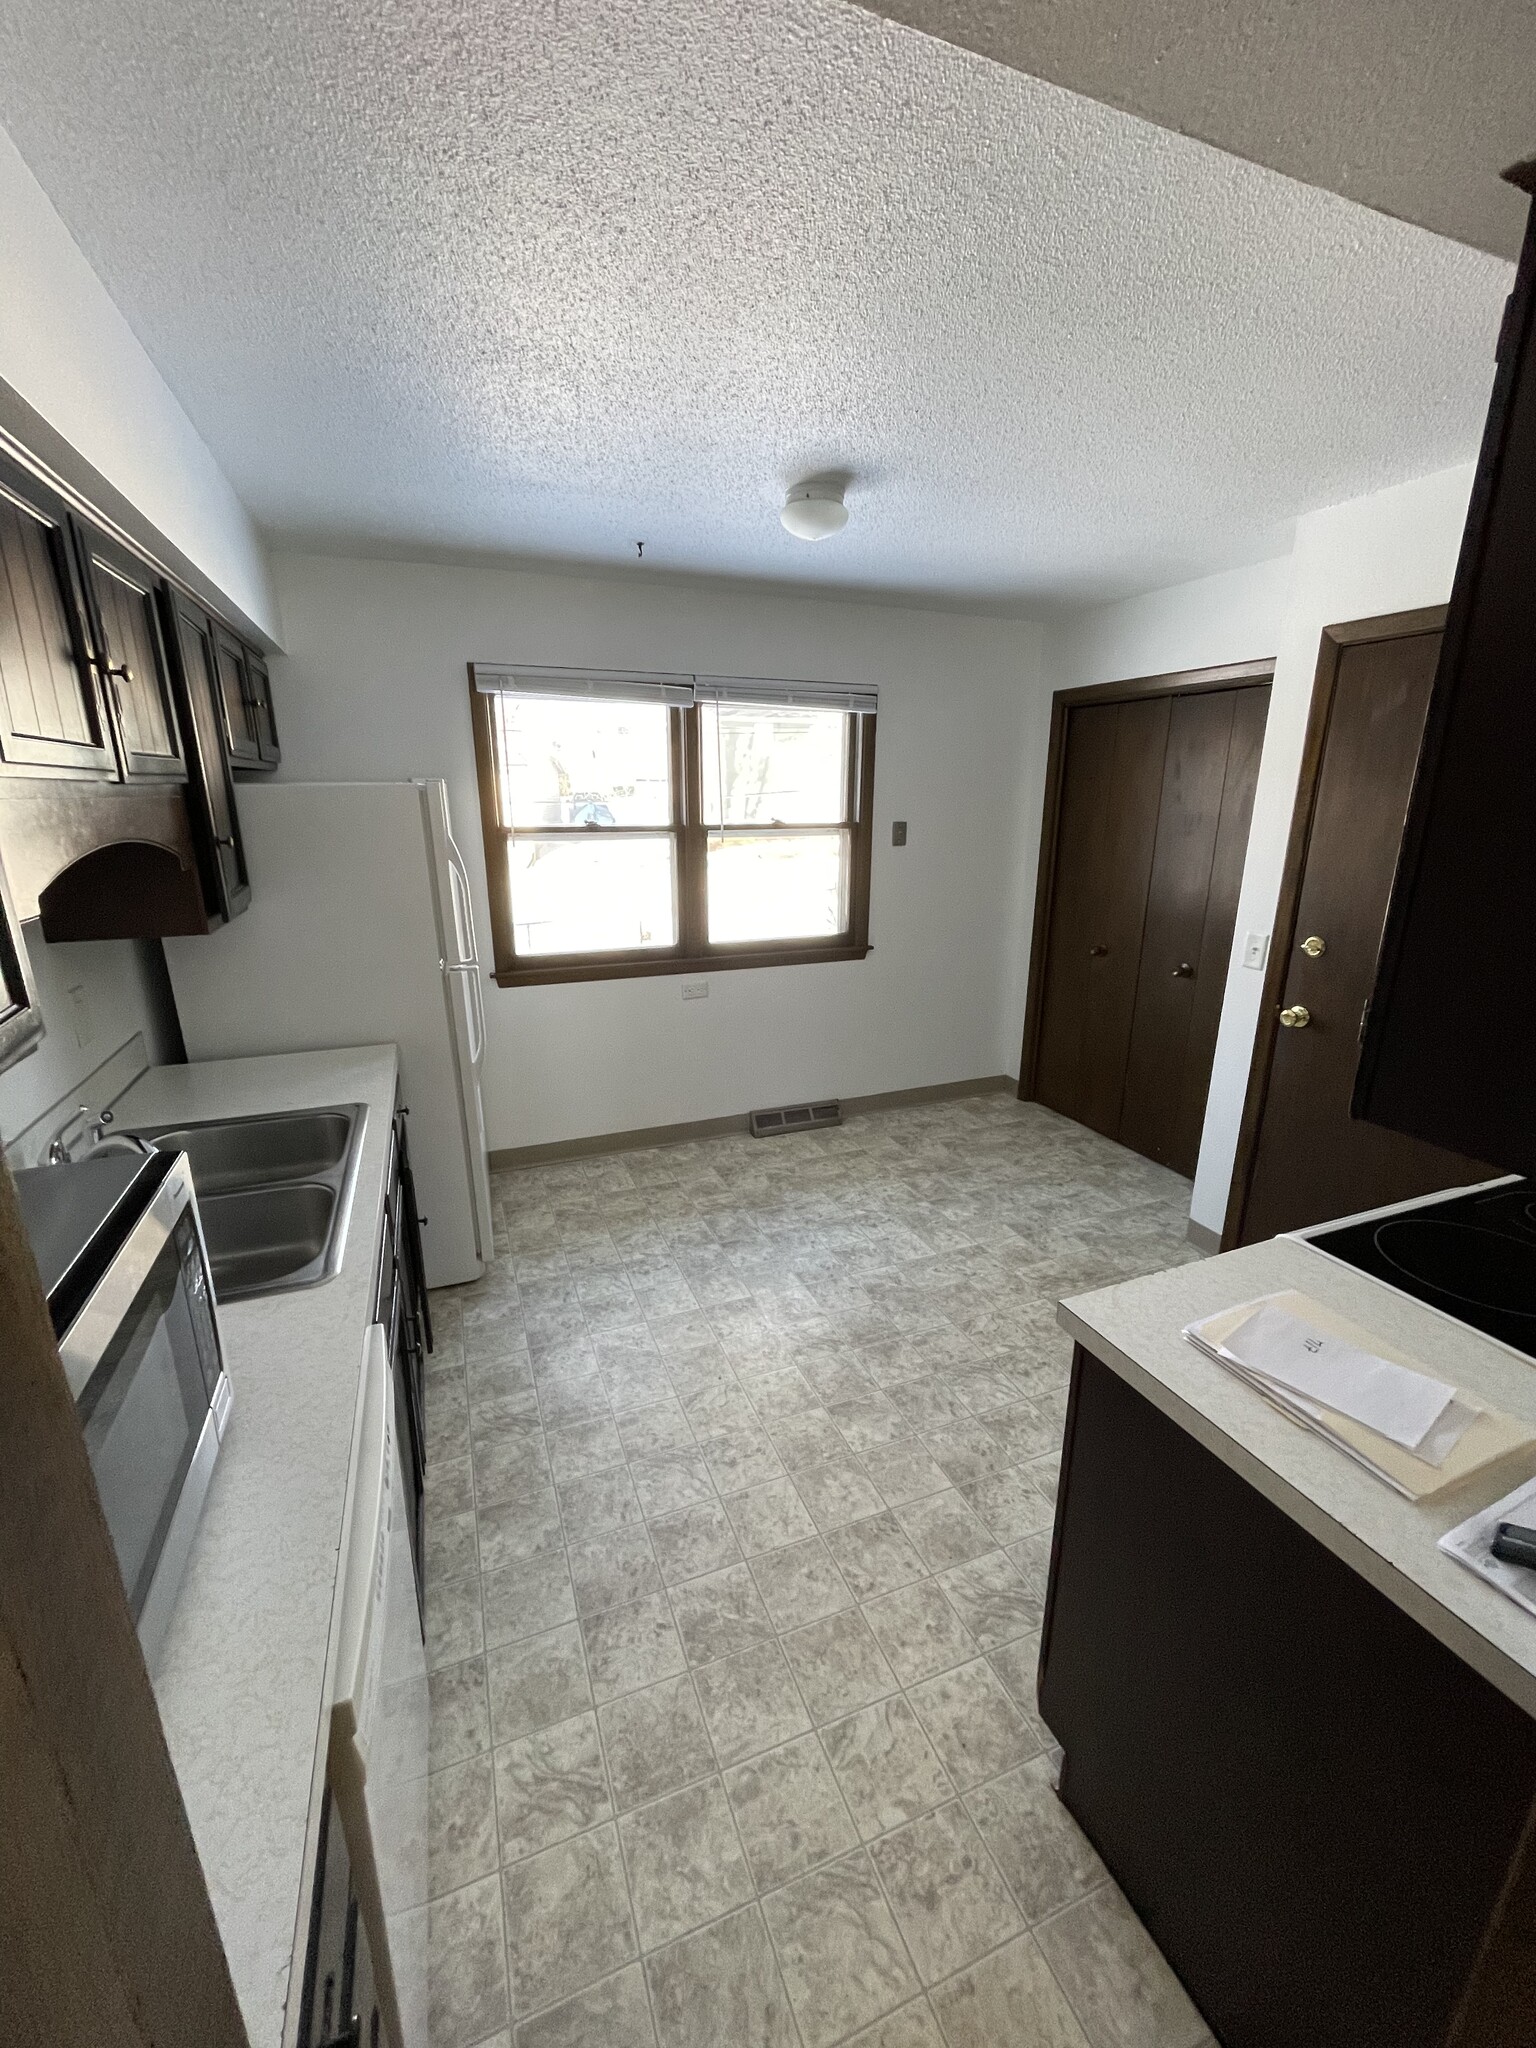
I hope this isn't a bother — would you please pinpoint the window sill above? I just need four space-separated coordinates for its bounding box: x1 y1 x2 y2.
492 942 872 988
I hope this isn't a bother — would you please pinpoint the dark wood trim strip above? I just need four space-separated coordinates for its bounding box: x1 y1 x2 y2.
1219 606 1448 1249
487 1073 1014 1167
469 674 517 979
1051 656 1276 710
1016 658 1277 1103
492 940 872 988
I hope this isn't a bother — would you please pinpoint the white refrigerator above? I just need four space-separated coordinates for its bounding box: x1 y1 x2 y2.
165 780 493 1288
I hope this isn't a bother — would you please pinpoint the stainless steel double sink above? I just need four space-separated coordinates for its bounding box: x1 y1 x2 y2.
128 1105 366 1301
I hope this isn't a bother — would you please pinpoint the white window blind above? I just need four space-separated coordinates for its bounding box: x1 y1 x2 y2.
693 676 878 715
470 663 695 706
470 663 877 715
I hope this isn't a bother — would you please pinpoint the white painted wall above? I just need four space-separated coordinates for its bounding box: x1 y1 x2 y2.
0 120 279 642
1045 464 1476 1236
266 553 1046 1151
0 930 179 1144
1045 554 1295 694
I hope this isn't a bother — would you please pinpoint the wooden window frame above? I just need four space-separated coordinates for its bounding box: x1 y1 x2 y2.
470 674 876 987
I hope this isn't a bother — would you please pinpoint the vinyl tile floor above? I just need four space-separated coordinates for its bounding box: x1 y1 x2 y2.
422 1092 1218 2048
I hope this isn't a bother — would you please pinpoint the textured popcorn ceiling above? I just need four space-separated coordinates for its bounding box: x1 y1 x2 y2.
852 0 1536 263
0 0 1514 607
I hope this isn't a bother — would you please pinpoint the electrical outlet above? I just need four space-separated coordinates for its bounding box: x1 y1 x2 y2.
891 820 908 847
1242 931 1270 971
681 980 709 1001
66 982 93 1048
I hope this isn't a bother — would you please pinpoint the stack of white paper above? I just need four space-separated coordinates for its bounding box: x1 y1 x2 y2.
1184 1294 1478 1493
1441 1476 1536 1621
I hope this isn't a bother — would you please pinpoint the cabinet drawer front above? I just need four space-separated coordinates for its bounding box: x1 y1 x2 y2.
0 475 115 776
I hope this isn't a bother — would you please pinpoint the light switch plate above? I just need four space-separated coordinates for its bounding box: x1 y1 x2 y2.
681 980 709 1001
1242 931 1270 970
891 820 908 847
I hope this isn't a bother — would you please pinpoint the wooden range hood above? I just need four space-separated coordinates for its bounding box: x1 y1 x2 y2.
0 780 210 941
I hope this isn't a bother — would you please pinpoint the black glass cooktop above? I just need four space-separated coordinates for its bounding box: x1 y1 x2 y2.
1308 1178 1536 1360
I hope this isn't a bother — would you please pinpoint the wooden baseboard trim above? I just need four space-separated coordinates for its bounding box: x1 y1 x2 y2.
1186 1218 1221 1254
488 1074 1016 1170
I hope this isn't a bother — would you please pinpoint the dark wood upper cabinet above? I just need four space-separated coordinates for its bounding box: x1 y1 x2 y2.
211 624 260 768
76 529 187 783
0 456 116 779
161 591 251 925
245 647 280 769
212 629 280 775
1355 169 1536 1174
0 447 261 936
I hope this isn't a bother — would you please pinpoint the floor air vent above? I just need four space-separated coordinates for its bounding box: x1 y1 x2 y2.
749 1100 843 1139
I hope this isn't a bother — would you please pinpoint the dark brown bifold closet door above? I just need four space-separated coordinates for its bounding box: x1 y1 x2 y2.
1119 686 1268 1175
1033 682 1269 1176
1034 695 1171 1138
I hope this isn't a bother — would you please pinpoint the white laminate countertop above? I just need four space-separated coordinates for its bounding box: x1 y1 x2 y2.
1059 1234 1536 1723
115 1046 400 2048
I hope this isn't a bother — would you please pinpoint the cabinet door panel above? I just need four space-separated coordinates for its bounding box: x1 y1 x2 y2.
1119 684 1269 1177
0 468 114 776
164 591 250 923
1035 697 1170 1137
79 536 185 781
246 650 280 767
213 628 261 767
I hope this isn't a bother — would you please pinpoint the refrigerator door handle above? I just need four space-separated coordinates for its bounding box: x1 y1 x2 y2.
444 962 484 1067
470 964 485 1072
445 835 480 966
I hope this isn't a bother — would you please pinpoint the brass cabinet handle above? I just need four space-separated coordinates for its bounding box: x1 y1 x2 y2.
1300 935 1327 958
1279 1004 1312 1029
1172 962 1194 978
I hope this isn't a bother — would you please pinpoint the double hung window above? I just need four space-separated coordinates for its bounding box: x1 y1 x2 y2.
469 666 876 984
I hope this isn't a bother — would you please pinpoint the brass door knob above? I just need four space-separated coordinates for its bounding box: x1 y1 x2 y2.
1172 962 1194 978
1300 935 1327 958
1088 944 1108 957
1279 1005 1312 1029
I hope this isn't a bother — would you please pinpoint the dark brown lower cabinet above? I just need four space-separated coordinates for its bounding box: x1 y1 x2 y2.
1040 1347 1536 2048
374 1095 430 1622
1026 672 1271 1177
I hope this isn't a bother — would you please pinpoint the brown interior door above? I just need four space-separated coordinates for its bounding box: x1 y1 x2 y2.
1233 628 1497 1244
1119 686 1269 1176
1034 695 1170 1136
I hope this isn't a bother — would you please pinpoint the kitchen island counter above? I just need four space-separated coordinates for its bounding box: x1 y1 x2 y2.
115 1045 400 2048
1056 1230 1536 1717
1045 1233 1536 2048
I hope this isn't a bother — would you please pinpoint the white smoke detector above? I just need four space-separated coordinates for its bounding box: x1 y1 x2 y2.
780 482 850 541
